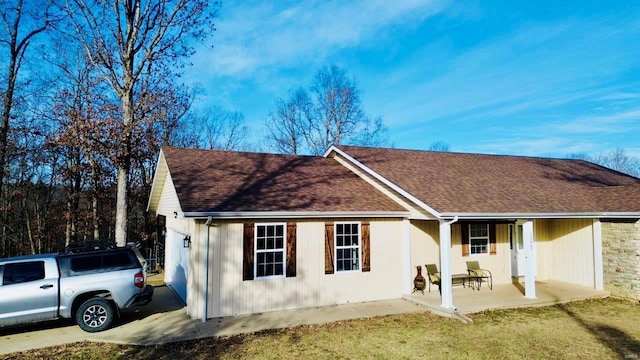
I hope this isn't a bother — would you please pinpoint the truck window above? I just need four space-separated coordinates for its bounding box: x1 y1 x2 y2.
2 261 45 285
70 255 102 272
69 251 134 273
103 252 133 268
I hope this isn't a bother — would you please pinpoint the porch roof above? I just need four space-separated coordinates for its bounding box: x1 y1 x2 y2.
332 145 640 216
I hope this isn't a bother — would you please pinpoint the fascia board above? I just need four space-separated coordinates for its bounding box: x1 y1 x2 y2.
183 211 410 220
440 212 640 220
146 149 167 212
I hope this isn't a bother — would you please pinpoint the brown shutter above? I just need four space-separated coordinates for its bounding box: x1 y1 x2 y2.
361 221 371 272
489 223 497 255
324 222 334 274
286 222 297 277
243 223 254 281
461 223 469 257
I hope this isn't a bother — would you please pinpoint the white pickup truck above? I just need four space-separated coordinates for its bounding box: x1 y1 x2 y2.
0 246 153 332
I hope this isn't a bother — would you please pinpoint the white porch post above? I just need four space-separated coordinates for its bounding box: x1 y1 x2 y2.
593 220 604 291
402 218 412 294
439 219 456 309
522 220 536 299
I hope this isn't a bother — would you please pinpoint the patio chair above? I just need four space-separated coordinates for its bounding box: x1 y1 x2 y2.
466 261 493 290
425 264 441 293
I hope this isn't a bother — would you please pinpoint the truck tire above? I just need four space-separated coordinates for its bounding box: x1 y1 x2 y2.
76 297 115 332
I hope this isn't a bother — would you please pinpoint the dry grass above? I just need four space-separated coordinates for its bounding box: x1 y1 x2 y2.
2 297 639 360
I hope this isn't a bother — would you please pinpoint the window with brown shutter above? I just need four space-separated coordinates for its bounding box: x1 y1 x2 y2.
326 221 369 273
243 222 297 280
461 223 496 256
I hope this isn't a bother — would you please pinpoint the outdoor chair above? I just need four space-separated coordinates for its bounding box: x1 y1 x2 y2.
425 264 441 293
466 261 493 290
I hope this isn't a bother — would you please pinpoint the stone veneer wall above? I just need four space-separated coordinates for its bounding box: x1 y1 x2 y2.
601 220 640 300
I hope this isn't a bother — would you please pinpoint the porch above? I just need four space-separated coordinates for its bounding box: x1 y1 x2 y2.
403 280 609 318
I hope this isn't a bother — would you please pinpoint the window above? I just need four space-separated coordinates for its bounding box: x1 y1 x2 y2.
71 255 102 272
255 223 286 278
2 261 45 285
335 222 361 272
509 224 524 251
469 224 489 255
69 251 134 273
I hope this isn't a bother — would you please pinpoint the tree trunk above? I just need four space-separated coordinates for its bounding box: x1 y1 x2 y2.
115 88 134 247
90 157 99 241
0 55 18 243
65 196 72 246
115 165 128 246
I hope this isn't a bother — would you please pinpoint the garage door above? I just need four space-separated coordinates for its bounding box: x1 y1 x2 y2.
165 230 189 304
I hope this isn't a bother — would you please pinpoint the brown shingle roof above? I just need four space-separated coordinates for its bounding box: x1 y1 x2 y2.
162 147 406 213
336 145 640 214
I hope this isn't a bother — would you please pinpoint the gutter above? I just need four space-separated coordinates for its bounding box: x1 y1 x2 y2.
202 216 212 323
183 210 410 220
440 212 640 220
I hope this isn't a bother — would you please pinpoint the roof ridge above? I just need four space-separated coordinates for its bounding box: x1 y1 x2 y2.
162 146 321 160
336 144 592 163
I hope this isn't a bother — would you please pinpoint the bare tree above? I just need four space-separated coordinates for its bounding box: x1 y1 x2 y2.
57 0 219 246
0 0 54 255
569 149 640 177
174 107 249 151
47 44 116 245
267 64 388 155
265 88 310 154
592 149 639 177
428 141 450 152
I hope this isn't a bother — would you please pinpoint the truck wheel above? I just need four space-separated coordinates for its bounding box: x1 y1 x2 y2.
76 298 115 332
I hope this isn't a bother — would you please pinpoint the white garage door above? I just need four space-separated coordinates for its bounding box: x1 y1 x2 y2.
165 230 189 304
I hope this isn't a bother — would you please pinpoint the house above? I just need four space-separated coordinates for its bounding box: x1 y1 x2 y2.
147 145 640 321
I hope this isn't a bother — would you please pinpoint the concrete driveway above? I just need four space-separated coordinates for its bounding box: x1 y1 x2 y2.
0 285 427 356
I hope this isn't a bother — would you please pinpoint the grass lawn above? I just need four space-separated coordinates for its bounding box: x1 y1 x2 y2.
2 297 639 360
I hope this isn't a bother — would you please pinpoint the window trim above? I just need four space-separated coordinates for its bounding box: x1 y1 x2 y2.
254 222 287 279
469 223 490 256
334 221 362 273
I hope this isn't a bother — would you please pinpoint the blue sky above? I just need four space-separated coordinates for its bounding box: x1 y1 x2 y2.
186 1 640 158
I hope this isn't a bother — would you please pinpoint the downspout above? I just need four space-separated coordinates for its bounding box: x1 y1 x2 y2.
202 216 212 323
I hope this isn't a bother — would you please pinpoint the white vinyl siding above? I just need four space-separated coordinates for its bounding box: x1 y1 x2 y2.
536 219 594 287
202 219 404 319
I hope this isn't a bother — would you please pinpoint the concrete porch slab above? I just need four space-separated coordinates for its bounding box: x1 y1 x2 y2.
403 280 609 316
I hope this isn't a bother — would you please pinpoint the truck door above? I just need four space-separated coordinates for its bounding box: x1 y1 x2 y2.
0 260 59 327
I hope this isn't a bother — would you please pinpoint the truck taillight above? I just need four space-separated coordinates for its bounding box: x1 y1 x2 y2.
134 271 145 289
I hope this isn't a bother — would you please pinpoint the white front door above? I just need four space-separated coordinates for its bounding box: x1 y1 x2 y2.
510 223 525 277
